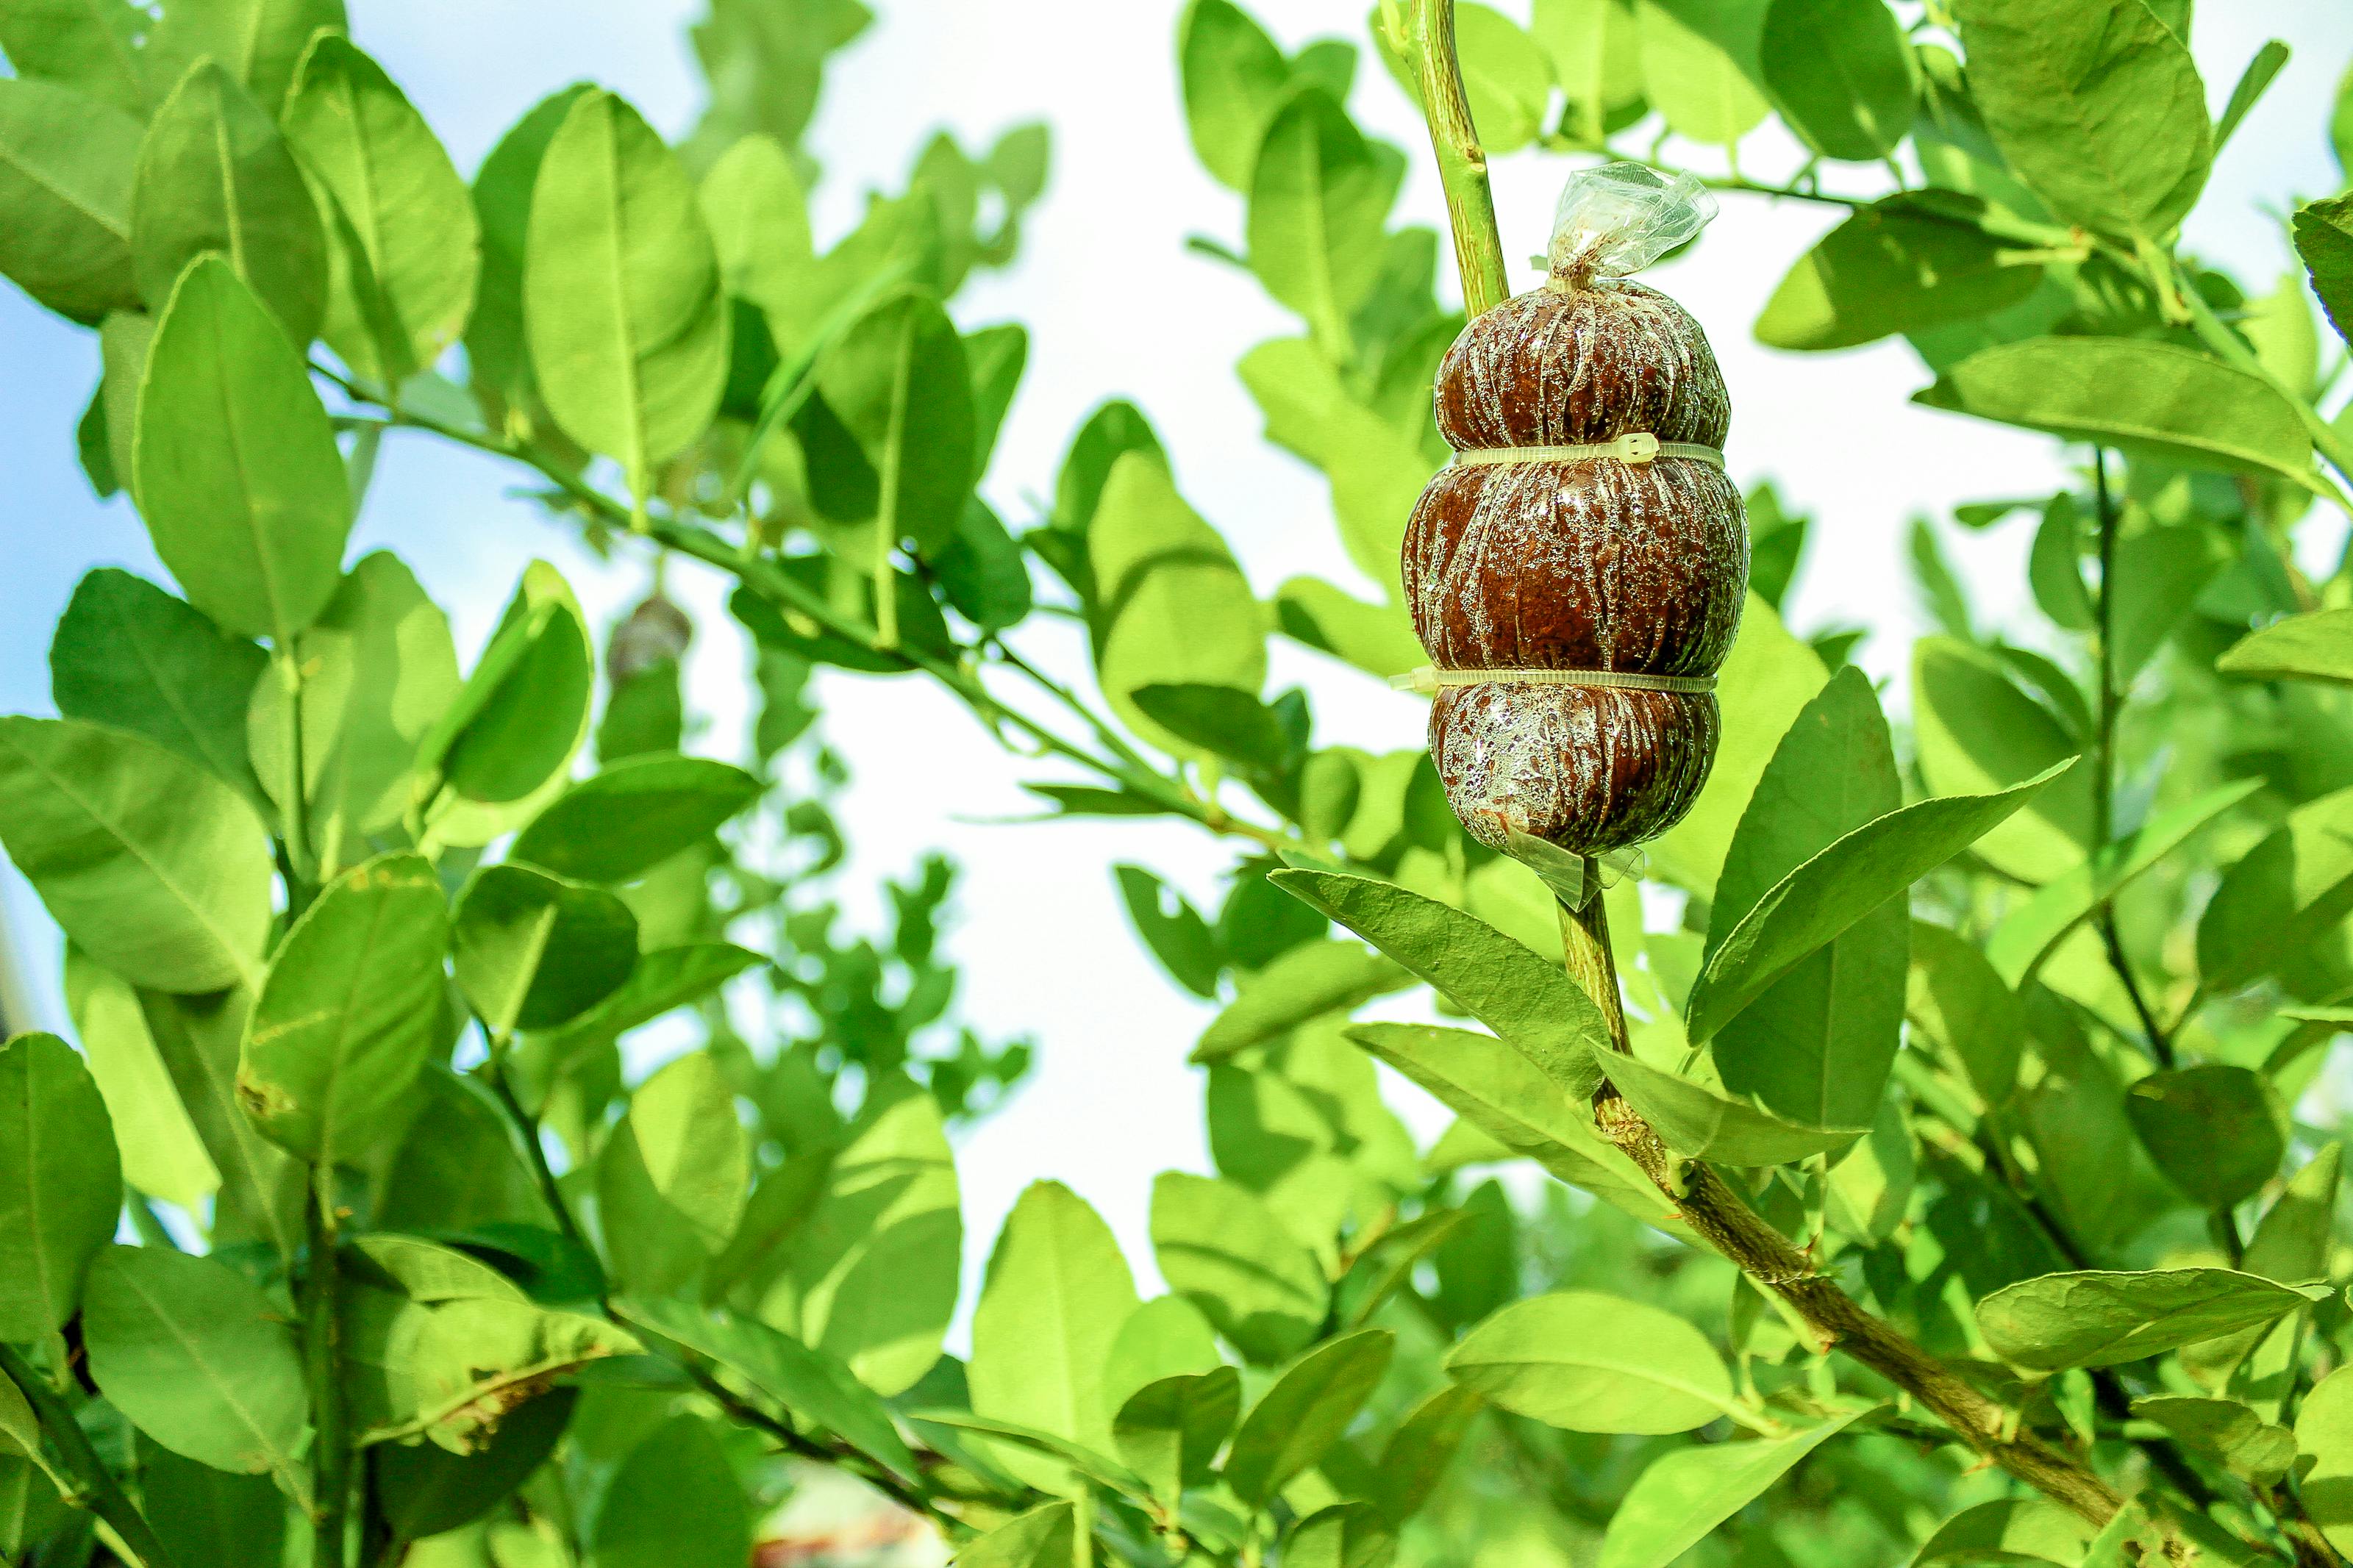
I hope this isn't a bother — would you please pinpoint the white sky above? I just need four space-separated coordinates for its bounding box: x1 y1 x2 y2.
1 0 2347 1303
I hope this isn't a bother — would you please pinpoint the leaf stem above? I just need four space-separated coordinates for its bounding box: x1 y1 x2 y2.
1407 0 1510 315
0 1341 178 1568
304 1172 349 1568
275 647 317 916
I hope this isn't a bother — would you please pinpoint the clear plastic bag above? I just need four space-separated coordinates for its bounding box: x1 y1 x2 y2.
1544 162 1718 285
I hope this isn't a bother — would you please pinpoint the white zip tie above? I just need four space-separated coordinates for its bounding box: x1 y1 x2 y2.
1390 665 1717 696
1449 431 1726 471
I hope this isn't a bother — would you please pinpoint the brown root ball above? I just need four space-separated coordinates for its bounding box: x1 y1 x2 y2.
1429 684 1720 853
1433 279 1730 451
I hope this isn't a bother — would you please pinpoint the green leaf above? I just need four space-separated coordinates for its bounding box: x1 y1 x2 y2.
800 287 975 558
374 1067 542 1234
238 851 447 1163
1977 1269 2319 1371
1635 0 1769 149
2132 1395 2293 1483
140 988 301 1258
0 1033 120 1342
1179 0 1296 190
699 132 813 306
1910 1498 2099 1566
596 1050 748 1295
1271 870 1609 1097
510 755 761 885
1444 1290 1735 1433
1532 0 1644 146
142 1436 288 1567
1129 683 1288 771
1915 338 2315 487
1910 636 2091 883
969 1181 1141 1492
2296 195 2353 348
1379 5 1553 155
615 1297 918 1482
64 948 215 1211
2296 1364 2353 1556
1756 196 2044 351
1274 577 1427 679
134 254 351 644
374 1385 574 1542
248 552 462 878
528 942 763 1061
524 87 727 494
1090 453 1266 759
451 863 638 1037
587 1414 751 1568
1192 939 1410 1063
82 1244 310 1489
1247 87 1393 357
1984 778 2260 986
2196 784 2353 993
757 1073 960 1396
957 1501 1076 1568
1757 0 1913 160
1374 1383 1483 1525
1113 1367 1241 1508
0 78 140 323
1684 761 2071 1043
1239 340 1436 589
0 716 271 994
1334 1208 1468 1328
1150 1171 1326 1365
2219 606 2353 685
50 568 268 809
1707 665 1907 1131
1224 1328 1393 1508
1104 1294 1225 1410
465 83 591 413
130 59 326 343
1907 921 2024 1103
1609 1053 1865 1165
2124 1066 2287 1211
1346 1023 1679 1228
2244 1144 2340 1286
1113 864 1223 999
1287 1500 1396 1568
413 560 593 815
340 1234 636 1449
0 0 150 114
1949 0 2210 242
144 0 347 118
1598 1411 1861 1568
282 32 479 387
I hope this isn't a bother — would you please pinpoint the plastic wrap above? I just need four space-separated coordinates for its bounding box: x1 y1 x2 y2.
1544 162 1718 285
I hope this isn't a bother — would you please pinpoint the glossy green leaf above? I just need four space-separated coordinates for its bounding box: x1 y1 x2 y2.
249 552 462 878
1757 0 1913 160
1179 0 1296 190
413 560 593 815
2219 606 2353 685
238 851 447 1163
596 1050 748 1294
2297 1364 2353 1555
2196 785 2353 993
0 77 140 323
373 1067 542 1233
1708 665 1907 1131
142 1435 288 1568
1610 1053 1865 1165
451 863 638 1036
340 1234 636 1449
1104 1294 1224 1412
959 1501 1076 1568
2124 1066 2287 1210
1224 1328 1393 1508
1532 0 1644 145
1272 869 1609 1097
1910 636 2091 883
282 32 479 386
0 716 270 994
2244 1144 2340 1286
529 941 763 1062
1949 0 2210 242
1977 1268 2318 1371
1684 761 2070 1042
1915 339 2315 487
466 83 591 412
1911 1498 2099 1567
1635 0 1768 148
144 0 348 118
134 254 351 643
1113 1367 1240 1507
1090 453 1266 759
699 132 812 307
758 1073 960 1396
524 87 727 493
971 1181 1142 1492
64 948 215 1210
799 287 974 559
2133 1395 2293 1483
130 59 326 342
2296 195 2353 348
510 754 761 885
1444 1290 1734 1433
1247 87 1392 356
1240 338 1436 589
1192 939 1409 1063
82 1244 310 1487
374 1385 575 1542
0 1033 120 1342
1757 197 2043 350
1598 1411 1860 1568
617 1297 918 1481
1150 1170 1326 1365
1907 920 2024 1103
587 1414 750 1568
0 0 150 114
49 567 267 808
140 987 301 1258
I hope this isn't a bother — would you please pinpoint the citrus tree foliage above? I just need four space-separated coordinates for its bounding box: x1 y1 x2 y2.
1 0 2352 1565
